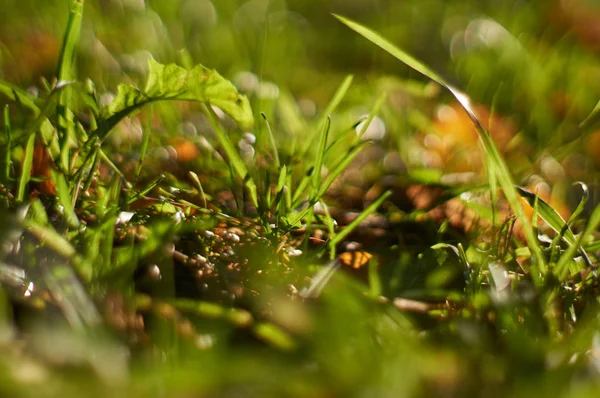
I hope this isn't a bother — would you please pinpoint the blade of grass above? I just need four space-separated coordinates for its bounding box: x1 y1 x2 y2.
318 200 337 260
188 171 208 209
3 106 12 183
579 99 600 130
204 104 258 208
368 256 382 298
56 0 84 83
274 165 287 216
310 116 331 198
334 14 545 278
0 82 41 116
126 175 165 206
488 89 502 230
329 190 391 248
517 186 592 267
316 141 370 200
134 104 153 182
56 0 85 173
51 169 80 228
555 202 600 281
287 141 370 226
261 113 280 169
291 168 313 208
299 75 353 157
353 93 387 144
16 134 36 203
550 183 588 264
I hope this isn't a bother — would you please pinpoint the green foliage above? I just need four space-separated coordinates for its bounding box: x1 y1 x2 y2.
2 1 600 397
98 59 254 139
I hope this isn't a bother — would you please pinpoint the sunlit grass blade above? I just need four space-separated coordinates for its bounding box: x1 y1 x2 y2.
555 202 600 281
516 186 591 267
488 91 502 229
188 171 208 208
261 113 280 169
329 190 391 248
204 104 258 208
22 217 93 281
126 175 165 206
56 0 84 83
134 105 153 183
310 116 330 198
274 165 287 216
316 140 370 200
3 106 12 183
334 14 545 278
51 169 80 228
252 323 296 351
549 183 589 263
353 93 386 144
16 134 35 203
565 182 589 227
579 99 600 130
314 201 336 259
291 169 313 208
56 0 84 173
287 141 370 227
299 75 353 156
0 82 41 116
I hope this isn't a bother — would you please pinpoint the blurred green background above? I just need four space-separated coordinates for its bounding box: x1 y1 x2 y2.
3 0 600 165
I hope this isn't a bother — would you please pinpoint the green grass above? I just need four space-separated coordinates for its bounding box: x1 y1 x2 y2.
2 1 600 397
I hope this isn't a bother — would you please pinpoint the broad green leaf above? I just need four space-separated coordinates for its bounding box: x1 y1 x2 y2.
334 14 545 277
96 59 253 140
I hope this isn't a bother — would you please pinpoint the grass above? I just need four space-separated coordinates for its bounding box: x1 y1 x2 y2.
2 0 600 397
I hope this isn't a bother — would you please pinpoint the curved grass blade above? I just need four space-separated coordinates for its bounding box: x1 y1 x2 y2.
287 140 370 226
579 99 600 130
550 183 589 263
516 186 592 267
567 182 589 225
329 190 391 247
334 14 545 277
261 113 280 169
204 104 258 208
299 75 353 157
0 82 40 116
555 202 600 281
